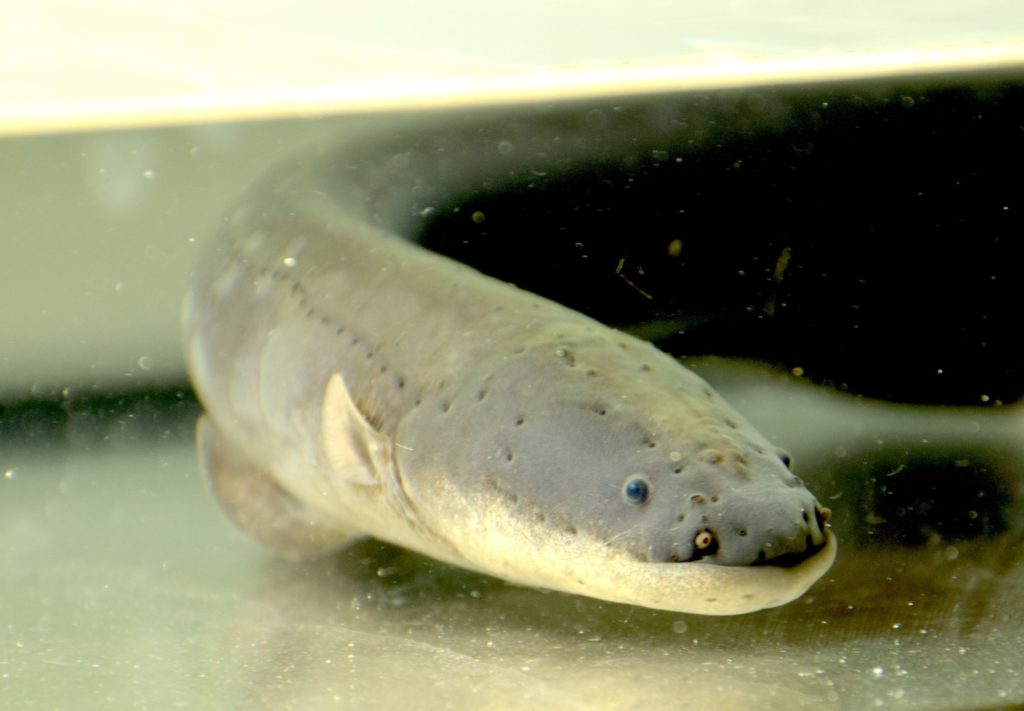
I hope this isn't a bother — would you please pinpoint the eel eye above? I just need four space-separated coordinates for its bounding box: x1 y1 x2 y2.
778 451 793 469
622 476 651 505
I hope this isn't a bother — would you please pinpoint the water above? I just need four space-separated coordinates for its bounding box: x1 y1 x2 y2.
4 70 1024 710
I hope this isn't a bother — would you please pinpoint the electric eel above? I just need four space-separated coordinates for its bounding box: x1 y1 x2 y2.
183 105 837 615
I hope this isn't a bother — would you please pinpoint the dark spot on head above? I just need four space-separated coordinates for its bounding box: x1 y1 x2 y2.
703 388 714 399
556 348 576 367
320 315 331 327
350 336 359 346
738 529 748 537
691 494 705 504
336 326 345 335
677 513 686 522
710 496 719 503
505 448 515 462
586 369 597 377
306 308 315 318
641 363 652 372
440 401 451 413
396 377 405 390
591 404 608 416
476 388 488 401
515 416 525 426
565 525 578 536
622 476 651 505
379 364 387 373
618 341 630 350
724 418 737 429
673 465 684 474
536 512 546 523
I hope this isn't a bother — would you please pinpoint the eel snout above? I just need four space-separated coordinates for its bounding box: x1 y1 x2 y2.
656 489 832 568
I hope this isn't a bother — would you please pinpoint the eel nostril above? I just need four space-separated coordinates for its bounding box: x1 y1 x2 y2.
691 529 719 560
815 506 832 528
694 529 714 550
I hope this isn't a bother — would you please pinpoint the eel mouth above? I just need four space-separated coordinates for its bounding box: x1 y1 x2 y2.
751 541 828 568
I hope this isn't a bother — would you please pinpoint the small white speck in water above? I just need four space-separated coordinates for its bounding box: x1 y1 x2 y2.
872 667 885 679
672 619 688 634
283 256 297 267
3 469 15 480
137 356 154 371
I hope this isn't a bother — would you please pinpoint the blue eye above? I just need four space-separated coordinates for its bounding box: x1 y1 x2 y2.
622 476 651 505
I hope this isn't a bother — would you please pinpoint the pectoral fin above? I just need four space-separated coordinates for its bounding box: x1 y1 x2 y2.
198 415 358 560
320 372 393 488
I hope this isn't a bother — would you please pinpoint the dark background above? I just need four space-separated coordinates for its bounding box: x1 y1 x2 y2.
420 74 1024 407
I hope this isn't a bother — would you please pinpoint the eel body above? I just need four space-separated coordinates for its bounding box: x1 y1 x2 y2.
183 109 836 615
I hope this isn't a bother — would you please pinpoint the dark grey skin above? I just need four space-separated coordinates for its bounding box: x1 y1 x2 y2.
399 324 827 567
184 107 835 614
